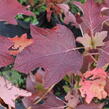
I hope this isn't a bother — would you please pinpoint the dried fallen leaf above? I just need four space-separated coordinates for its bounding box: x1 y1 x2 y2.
9 34 33 55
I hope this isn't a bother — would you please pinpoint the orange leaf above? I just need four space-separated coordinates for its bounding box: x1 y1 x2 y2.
29 0 35 6
8 34 33 55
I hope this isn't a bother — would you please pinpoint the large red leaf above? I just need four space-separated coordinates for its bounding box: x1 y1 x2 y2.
0 35 14 67
0 0 34 24
14 24 83 88
73 0 109 34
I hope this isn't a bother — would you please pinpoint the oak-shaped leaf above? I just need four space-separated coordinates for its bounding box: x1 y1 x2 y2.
73 0 109 34
79 68 107 103
0 0 34 24
14 24 83 88
8 34 33 55
0 76 32 108
76 31 108 49
0 35 14 67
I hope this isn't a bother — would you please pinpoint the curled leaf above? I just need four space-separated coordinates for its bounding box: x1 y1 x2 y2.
9 34 33 55
79 68 107 103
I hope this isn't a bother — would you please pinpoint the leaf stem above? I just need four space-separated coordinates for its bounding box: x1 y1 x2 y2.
34 84 55 104
79 24 84 36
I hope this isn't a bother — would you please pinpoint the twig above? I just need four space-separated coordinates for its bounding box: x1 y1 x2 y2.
34 84 55 104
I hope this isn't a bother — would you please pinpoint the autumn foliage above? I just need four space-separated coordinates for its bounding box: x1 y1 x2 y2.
0 0 109 109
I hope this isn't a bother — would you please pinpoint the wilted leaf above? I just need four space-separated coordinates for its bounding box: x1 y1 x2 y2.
79 68 107 103
0 76 32 107
46 0 68 22
29 0 35 6
0 0 34 24
57 4 76 25
14 24 83 88
9 34 33 55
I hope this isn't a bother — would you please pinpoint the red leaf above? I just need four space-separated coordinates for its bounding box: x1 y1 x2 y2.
0 76 32 108
14 24 83 88
0 0 34 24
97 41 109 67
57 4 76 25
76 103 104 109
98 0 109 16
73 0 109 34
23 93 64 109
0 35 14 67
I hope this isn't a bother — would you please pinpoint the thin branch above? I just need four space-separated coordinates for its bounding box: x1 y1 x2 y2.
34 84 55 104
79 24 84 36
